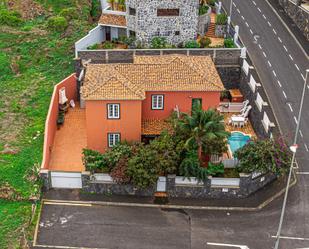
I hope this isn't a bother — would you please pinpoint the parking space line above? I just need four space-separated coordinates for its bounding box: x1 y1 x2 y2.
282 90 287 99
207 242 249 248
271 235 309 241
294 116 298 124
278 37 282 43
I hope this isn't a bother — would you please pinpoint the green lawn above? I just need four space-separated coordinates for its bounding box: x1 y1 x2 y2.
0 0 99 246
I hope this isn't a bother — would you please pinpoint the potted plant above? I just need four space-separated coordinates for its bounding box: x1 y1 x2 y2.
220 90 231 102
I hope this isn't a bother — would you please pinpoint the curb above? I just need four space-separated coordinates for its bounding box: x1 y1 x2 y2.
41 171 297 212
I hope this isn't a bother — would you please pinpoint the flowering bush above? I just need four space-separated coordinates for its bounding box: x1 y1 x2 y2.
234 138 292 175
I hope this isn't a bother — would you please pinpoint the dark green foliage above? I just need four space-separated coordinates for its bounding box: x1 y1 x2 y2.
200 37 211 48
59 7 78 21
110 157 131 184
185 40 200 48
127 145 160 189
207 162 224 176
224 38 236 48
220 89 232 101
216 14 228 25
207 0 217 6
151 37 168 49
102 41 115 49
47 16 68 32
179 151 208 181
0 9 23 26
82 149 107 173
104 142 133 169
87 43 100 49
234 138 292 175
199 5 209 16
90 0 101 19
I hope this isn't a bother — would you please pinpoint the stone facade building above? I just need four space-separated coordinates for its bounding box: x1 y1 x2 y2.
126 0 200 45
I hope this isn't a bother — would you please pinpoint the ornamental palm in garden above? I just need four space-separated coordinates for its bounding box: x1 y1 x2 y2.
176 105 230 162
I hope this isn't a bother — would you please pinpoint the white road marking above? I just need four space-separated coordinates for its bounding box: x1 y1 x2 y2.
305 144 309 152
299 130 303 137
258 7 261 12
278 37 282 43
307 85 309 90
267 61 272 67
301 74 305 80
273 28 277 35
294 116 298 124
263 52 267 57
249 29 253 35
283 45 288 52
44 202 92 207
267 21 271 27
263 14 266 19
207 242 249 249
33 244 108 249
233 2 236 7
237 8 240 14
253 1 256 6
295 64 300 71
241 15 245 20
288 103 293 112
296 171 309 175
271 235 309 241
282 90 287 99
289 54 294 61
277 80 282 87
258 44 262 50
245 22 249 27
272 70 277 77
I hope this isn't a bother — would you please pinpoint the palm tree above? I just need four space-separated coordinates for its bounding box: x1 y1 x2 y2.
176 104 230 162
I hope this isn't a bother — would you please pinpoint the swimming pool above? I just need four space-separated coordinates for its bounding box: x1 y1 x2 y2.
228 132 251 155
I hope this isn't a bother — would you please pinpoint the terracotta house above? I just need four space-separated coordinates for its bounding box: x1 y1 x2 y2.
80 55 224 152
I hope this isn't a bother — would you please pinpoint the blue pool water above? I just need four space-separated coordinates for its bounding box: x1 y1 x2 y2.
228 132 251 155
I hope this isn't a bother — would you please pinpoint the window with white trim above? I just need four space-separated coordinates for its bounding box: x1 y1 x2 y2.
152 95 164 110
107 104 120 119
108 133 120 147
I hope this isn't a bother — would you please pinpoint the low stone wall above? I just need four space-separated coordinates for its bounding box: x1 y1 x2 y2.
80 172 276 199
278 0 309 41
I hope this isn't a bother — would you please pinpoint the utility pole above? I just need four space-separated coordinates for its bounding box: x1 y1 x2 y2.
274 69 309 249
230 0 233 18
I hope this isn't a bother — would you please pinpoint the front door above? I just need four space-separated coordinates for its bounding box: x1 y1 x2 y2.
192 98 202 111
105 26 111 41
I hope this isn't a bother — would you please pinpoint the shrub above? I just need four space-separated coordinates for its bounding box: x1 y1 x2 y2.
199 5 209 16
200 37 211 48
207 162 224 176
216 14 228 25
224 38 236 48
179 151 208 181
234 138 292 176
207 0 216 6
104 142 133 170
82 149 108 173
151 37 168 49
102 41 115 49
59 7 78 21
88 43 100 49
185 40 200 48
90 0 101 19
127 145 160 189
0 9 23 26
47 16 68 32
110 157 131 184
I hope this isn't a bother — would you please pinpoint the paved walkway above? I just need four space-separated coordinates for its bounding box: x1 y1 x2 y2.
49 105 86 172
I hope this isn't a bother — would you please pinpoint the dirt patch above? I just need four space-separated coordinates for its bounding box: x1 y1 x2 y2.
0 26 48 36
0 183 24 200
7 0 45 19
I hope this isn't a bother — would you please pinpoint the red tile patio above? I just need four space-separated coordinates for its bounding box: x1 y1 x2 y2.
49 104 86 172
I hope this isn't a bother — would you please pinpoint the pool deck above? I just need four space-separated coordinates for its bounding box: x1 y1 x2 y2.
223 113 256 138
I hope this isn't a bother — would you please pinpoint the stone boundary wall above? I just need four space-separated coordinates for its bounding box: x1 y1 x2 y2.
80 172 276 199
278 0 309 41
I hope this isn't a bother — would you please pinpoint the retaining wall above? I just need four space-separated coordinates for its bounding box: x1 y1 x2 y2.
278 0 309 41
81 172 276 199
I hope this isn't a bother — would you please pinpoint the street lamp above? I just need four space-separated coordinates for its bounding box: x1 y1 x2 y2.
274 69 309 249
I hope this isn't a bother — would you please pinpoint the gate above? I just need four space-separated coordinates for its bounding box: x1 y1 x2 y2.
156 177 166 192
50 171 82 189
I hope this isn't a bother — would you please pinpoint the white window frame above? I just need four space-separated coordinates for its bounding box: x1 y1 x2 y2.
107 104 120 119
152 95 164 110
108 133 120 147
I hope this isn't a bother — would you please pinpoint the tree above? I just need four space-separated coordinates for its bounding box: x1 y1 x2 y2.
176 104 230 161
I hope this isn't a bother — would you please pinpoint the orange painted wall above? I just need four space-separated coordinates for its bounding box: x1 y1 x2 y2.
85 100 142 152
41 73 77 169
142 91 221 120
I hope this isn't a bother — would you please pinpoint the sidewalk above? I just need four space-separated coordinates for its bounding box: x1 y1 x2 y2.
268 0 309 55
44 174 295 210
